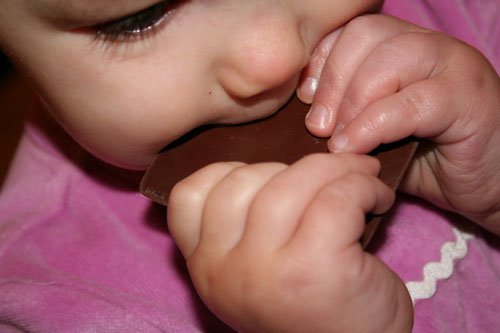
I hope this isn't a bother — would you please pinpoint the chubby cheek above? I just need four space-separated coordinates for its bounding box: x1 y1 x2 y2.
39 65 215 170
63 110 172 171
46 99 176 170
67 101 214 170
37 49 299 169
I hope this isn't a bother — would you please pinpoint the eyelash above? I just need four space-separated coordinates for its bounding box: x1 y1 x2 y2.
94 1 173 43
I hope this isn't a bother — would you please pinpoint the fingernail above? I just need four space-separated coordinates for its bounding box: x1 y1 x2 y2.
329 133 348 153
332 123 345 135
306 104 330 129
304 77 318 97
300 77 318 102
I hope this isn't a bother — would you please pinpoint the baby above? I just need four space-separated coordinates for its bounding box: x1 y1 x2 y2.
0 0 499 332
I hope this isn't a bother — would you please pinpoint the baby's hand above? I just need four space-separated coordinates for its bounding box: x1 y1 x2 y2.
168 154 412 332
298 15 500 232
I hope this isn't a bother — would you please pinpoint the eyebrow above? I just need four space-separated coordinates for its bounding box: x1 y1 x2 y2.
25 0 157 27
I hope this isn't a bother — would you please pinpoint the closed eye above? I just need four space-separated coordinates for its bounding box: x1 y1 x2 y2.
94 1 177 43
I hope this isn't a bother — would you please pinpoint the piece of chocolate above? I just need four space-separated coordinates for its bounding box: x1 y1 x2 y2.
140 96 418 246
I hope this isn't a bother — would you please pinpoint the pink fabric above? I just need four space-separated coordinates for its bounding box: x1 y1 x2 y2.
1 1 499 331
379 1 500 331
383 0 500 72
0 117 232 332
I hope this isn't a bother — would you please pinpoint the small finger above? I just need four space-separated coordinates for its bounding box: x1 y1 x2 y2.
242 153 381 250
335 31 444 129
306 15 421 137
289 173 395 254
297 28 342 104
167 162 245 259
328 77 458 154
199 162 287 255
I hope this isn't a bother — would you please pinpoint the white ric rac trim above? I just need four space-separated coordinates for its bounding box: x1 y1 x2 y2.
405 228 475 304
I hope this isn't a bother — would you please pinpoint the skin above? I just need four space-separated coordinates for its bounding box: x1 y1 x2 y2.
0 0 380 169
297 15 500 231
1 0 499 331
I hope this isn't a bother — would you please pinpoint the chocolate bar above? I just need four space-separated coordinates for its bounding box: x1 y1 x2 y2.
140 96 418 246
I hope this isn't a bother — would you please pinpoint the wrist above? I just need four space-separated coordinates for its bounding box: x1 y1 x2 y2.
468 202 500 235
478 209 500 235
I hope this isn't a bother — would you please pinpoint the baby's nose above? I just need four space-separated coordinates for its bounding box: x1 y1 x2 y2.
216 23 307 100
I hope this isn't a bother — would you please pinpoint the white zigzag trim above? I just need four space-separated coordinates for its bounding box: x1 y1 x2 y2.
405 228 474 304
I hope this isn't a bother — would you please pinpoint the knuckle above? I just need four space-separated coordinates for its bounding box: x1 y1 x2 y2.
359 110 388 136
383 31 443 63
301 152 330 164
224 164 259 184
169 162 244 205
321 181 347 203
185 252 212 296
344 79 376 110
378 35 416 61
299 153 343 169
346 15 381 34
323 173 371 203
404 83 442 123
345 14 404 37
169 177 202 207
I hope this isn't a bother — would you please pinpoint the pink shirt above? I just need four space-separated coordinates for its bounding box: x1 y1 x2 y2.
1 0 499 331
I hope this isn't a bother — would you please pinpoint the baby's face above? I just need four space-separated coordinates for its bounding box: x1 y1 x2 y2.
0 0 381 169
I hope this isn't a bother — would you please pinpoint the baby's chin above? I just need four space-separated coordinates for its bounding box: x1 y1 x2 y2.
77 133 171 171
83 147 153 171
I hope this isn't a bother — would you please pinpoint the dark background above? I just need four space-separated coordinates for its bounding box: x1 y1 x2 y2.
0 51 30 187
0 51 12 77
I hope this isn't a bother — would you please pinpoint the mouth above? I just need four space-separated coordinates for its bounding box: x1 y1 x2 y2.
157 75 301 154
141 92 419 249
142 95 327 205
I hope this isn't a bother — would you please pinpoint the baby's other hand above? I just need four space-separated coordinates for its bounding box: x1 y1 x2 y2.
168 154 412 332
298 15 500 231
